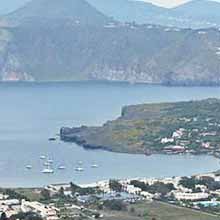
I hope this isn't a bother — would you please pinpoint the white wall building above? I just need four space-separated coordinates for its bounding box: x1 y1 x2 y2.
21 200 59 220
173 191 209 201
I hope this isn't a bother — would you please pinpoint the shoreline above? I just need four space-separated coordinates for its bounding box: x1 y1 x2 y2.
1 169 219 191
1 166 219 190
60 135 220 158
0 80 220 88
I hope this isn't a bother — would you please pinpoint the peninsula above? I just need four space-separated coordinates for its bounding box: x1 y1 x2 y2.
60 98 220 155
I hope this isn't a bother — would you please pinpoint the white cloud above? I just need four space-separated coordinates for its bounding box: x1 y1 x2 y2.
142 0 220 8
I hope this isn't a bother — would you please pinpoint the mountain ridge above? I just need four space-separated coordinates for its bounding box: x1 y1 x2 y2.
87 0 220 29
4 0 111 26
0 0 220 85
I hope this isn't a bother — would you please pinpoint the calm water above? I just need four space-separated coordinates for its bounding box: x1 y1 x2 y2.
1 81 220 188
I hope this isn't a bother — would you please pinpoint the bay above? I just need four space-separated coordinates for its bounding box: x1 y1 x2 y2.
0 81 220 187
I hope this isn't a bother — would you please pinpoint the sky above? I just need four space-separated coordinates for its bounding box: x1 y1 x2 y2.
144 0 220 7
1 0 220 15
0 0 30 15
144 0 191 7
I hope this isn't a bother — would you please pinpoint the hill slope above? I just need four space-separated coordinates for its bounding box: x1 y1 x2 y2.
87 0 165 24
87 0 220 29
0 0 220 84
60 99 220 154
1 24 220 84
5 0 110 26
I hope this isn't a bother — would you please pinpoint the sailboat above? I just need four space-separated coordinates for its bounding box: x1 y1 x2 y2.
26 165 32 169
91 164 99 168
58 165 66 170
41 164 54 174
40 155 46 160
75 167 84 172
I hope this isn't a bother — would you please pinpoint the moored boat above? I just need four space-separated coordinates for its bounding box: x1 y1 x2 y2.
26 165 32 169
41 168 54 174
75 167 84 172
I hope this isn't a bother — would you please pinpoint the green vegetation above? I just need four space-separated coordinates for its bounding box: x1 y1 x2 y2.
98 201 220 220
70 182 100 196
87 0 220 29
5 183 220 220
14 188 43 201
1 0 220 84
130 180 175 196
102 200 127 211
109 180 123 192
10 212 43 220
40 188 51 201
179 176 220 192
61 99 220 155
0 188 29 200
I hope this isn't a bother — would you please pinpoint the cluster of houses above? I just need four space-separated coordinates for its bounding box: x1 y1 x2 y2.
161 128 188 154
0 194 20 217
119 172 220 209
0 193 59 220
2 171 220 219
160 117 220 155
21 200 59 220
46 171 220 208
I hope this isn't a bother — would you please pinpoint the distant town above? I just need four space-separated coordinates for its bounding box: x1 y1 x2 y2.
2 170 220 220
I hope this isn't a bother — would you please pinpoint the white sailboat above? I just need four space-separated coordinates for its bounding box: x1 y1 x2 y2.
58 165 66 170
41 164 54 174
91 164 98 168
75 167 84 172
26 165 32 169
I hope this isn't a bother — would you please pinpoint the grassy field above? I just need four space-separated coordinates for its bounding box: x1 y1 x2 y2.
101 201 219 220
14 188 42 201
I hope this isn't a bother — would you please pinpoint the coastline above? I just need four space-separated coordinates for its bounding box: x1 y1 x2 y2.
60 132 220 158
1 80 220 87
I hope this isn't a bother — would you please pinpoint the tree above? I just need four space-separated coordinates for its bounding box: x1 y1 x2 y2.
59 187 65 197
10 212 42 220
0 212 7 220
109 180 122 192
130 207 136 213
40 189 50 200
70 182 80 195
103 200 127 211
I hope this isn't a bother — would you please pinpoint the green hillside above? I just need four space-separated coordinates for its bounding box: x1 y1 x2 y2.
61 99 220 154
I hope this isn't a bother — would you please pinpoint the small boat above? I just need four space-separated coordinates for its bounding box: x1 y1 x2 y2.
43 162 50 166
58 166 66 170
40 155 46 160
47 159 54 164
48 137 56 141
26 165 32 169
91 164 98 168
41 168 54 174
75 167 84 172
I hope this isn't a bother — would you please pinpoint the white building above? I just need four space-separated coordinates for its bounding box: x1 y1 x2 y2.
140 191 154 200
0 194 9 200
125 185 141 195
21 200 59 220
0 194 21 218
161 137 174 144
173 191 209 201
0 199 20 206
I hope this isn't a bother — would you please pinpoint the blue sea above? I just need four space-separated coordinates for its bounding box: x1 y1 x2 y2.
0 81 220 187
